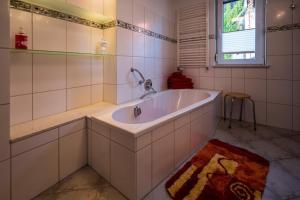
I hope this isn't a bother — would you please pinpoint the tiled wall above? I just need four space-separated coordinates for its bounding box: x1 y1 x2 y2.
102 0 177 104
0 0 11 199
9 1 105 125
180 0 300 131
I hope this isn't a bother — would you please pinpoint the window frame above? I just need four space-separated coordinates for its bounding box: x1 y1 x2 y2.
216 0 266 66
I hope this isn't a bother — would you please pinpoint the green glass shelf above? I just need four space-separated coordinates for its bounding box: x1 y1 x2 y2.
10 48 112 57
20 0 113 24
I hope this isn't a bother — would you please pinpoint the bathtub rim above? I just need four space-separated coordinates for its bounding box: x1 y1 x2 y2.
91 89 221 137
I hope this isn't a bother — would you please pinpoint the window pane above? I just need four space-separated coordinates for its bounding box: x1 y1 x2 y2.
222 0 256 58
222 29 255 52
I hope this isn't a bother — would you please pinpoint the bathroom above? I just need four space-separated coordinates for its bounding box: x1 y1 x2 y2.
0 0 299 199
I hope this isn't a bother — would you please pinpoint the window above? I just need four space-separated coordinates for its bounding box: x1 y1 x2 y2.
216 0 265 65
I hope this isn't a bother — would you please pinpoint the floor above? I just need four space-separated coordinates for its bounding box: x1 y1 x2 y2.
34 120 300 200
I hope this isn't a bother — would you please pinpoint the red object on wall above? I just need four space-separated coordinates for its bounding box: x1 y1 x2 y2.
167 71 194 89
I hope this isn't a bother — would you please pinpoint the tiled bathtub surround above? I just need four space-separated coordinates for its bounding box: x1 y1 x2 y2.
180 0 300 132
89 97 219 200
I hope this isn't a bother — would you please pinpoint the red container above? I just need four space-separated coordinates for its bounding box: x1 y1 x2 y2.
15 28 28 49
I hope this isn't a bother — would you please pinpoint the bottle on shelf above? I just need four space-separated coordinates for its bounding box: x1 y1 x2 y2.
15 27 28 49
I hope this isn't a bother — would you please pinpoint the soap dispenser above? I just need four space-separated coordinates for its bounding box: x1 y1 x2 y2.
15 27 28 49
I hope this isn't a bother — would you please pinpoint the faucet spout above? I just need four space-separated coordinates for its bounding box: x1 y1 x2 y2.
130 68 145 85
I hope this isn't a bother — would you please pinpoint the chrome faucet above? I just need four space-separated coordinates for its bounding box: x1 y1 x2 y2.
130 67 157 99
130 68 145 85
133 105 142 118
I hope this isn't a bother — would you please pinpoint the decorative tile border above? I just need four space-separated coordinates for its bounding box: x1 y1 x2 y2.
267 23 300 32
115 20 177 43
10 0 104 29
10 0 177 43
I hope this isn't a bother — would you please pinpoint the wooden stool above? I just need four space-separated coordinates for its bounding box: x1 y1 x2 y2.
224 92 256 130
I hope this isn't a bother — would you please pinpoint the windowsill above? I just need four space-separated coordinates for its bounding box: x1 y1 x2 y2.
212 64 270 68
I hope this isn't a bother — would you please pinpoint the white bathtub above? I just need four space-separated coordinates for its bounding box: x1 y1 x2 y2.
90 89 221 200
112 89 211 124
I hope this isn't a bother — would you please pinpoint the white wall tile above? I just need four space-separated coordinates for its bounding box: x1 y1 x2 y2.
214 77 231 94
137 145 151 199
145 8 155 31
12 128 58 156
267 55 292 80
116 27 132 56
117 0 133 23
231 78 245 93
152 132 174 187
0 160 10 200
92 57 104 84
294 0 300 24
145 35 155 58
33 55 66 92
267 103 292 129
200 67 215 77
293 81 300 106
104 0 117 19
293 55 300 81
12 141 59 200
174 124 190 167
293 30 300 55
67 56 91 88
267 80 292 105
91 27 103 54
103 84 117 104
245 68 266 79
67 86 91 110
33 14 66 51
117 56 133 84
244 101 267 125
133 32 145 57
0 49 9 104
104 56 117 84
10 94 32 125
245 79 267 102
0 0 9 48
267 31 292 56
92 84 103 103
59 118 85 138
10 9 32 49
266 0 292 26
110 141 136 200
133 1 145 27
59 130 87 180
91 129 109 179
10 53 32 97
231 68 245 78
67 0 90 10
214 68 231 78
33 90 66 119
199 77 214 90
67 22 91 53
90 0 104 15
293 106 300 131
117 84 132 104
0 105 10 161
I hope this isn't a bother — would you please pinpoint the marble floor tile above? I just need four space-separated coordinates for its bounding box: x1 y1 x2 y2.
272 137 300 157
248 140 293 161
266 161 300 200
278 158 300 180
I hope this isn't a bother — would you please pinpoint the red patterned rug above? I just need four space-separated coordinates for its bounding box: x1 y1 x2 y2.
166 139 269 200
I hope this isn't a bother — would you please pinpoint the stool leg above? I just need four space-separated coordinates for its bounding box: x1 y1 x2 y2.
239 99 244 121
229 98 234 129
249 98 256 131
224 95 228 121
